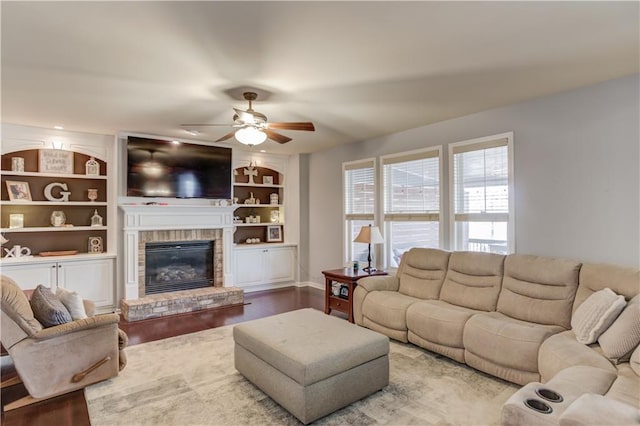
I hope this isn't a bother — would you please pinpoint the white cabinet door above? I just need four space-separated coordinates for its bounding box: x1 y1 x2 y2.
58 258 114 309
233 246 296 288
1 262 57 290
233 248 265 287
263 247 295 283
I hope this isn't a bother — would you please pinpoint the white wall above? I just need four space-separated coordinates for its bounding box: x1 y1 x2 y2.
306 74 640 284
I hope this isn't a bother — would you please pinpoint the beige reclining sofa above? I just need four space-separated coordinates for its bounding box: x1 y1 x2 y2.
353 248 639 425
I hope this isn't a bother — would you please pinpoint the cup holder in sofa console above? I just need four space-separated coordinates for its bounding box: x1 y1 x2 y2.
524 398 553 414
535 388 563 403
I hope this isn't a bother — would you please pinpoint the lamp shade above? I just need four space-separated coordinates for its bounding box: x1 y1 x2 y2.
235 127 267 146
353 225 384 244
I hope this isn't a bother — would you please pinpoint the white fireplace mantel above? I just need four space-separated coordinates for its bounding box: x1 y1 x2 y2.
119 204 236 300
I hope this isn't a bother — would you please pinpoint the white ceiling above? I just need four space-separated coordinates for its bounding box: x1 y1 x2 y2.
2 1 638 154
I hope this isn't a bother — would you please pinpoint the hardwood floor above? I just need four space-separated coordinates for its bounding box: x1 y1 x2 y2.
1 286 331 426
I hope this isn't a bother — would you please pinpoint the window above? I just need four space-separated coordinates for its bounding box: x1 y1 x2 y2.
382 147 441 267
343 159 376 264
449 133 514 254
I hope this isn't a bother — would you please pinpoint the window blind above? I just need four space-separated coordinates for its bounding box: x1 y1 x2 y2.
383 153 440 219
453 144 508 220
450 135 512 254
344 160 375 219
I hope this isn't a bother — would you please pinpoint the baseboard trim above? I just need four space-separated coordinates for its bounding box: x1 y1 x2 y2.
297 281 324 291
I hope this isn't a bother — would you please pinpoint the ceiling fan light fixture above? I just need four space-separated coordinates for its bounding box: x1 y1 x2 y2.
235 126 267 146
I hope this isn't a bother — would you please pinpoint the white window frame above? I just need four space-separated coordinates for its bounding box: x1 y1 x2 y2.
380 146 443 269
448 132 515 253
342 158 377 265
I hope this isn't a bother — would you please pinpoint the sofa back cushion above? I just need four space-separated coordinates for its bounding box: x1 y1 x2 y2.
439 251 506 311
397 248 450 300
1 275 43 348
497 254 581 328
573 263 640 314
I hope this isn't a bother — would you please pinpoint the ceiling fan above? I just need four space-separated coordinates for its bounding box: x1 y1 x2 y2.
181 92 315 146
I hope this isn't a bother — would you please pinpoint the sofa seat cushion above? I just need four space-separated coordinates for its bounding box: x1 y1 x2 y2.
607 362 640 408
407 300 480 349
538 330 616 382
558 393 640 426
464 311 564 375
362 291 419 333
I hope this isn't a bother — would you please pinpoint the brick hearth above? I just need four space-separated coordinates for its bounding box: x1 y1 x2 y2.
121 286 244 322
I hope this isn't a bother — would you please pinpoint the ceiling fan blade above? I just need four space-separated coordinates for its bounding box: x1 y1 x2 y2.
215 131 237 142
264 129 292 144
267 122 315 131
180 123 232 127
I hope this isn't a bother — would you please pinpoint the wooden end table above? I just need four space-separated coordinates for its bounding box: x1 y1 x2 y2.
322 268 388 323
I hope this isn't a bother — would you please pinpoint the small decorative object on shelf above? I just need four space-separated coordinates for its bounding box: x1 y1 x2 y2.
85 157 100 176
245 238 261 244
9 214 24 228
270 210 280 223
267 225 282 242
90 209 103 227
263 176 273 185
339 285 349 299
233 197 239 204
332 283 341 296
3 245 31 258
243 162 258 184
244 192 256 204
39 149 73 174
50 211 66 227
87 188 98 202
11 157 24 172
6 181 31 201
88 236 103 253
270 193 279 205
0 234 8 245
44 182 71 202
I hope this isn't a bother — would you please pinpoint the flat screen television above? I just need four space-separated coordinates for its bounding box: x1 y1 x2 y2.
126 136 232 199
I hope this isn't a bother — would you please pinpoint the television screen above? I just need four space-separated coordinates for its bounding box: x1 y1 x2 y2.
126 137 232 199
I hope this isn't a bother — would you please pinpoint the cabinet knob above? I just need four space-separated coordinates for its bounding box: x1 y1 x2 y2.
52 265 56 269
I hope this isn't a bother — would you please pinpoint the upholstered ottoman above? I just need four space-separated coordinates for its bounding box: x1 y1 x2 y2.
233 308 389 424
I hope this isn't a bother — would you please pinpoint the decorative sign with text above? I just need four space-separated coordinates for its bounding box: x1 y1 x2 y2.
39 149 74 174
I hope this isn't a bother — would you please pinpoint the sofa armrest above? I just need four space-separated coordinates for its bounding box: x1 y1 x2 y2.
353 275 400 326
559 394 640 426
32 313 120 341
358 275 399 293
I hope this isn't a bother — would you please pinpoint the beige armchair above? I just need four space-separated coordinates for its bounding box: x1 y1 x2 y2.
1 275 124 411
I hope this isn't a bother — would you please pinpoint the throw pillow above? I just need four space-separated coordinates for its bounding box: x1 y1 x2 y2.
30 285 72 327
598 294 640 363
630 345 640 376
571 288 626 344
56 287 87 320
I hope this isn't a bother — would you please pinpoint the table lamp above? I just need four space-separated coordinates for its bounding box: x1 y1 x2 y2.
353 224 384 272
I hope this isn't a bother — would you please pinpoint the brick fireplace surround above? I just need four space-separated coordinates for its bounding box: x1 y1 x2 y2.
119 204 242 321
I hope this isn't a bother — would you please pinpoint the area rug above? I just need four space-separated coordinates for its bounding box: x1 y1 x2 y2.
86 322 518 425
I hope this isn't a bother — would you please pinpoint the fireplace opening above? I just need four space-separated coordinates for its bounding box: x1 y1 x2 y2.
145 240 214 295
